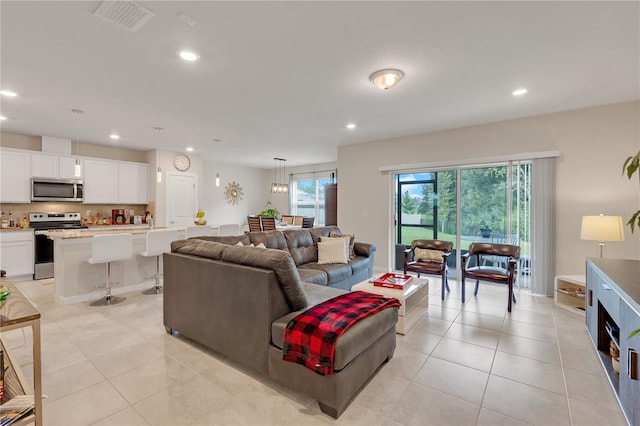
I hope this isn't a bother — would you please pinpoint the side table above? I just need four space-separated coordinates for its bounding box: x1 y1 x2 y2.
352 276 429 335
554 274 586 316
0 278 42 426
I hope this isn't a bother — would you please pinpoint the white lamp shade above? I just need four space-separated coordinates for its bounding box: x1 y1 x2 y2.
580 215 625 242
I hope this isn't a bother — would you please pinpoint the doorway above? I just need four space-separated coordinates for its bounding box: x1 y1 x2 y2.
166 172 198 227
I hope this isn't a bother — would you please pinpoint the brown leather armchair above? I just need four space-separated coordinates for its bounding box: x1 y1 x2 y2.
461 242 520 312
403 239 453 300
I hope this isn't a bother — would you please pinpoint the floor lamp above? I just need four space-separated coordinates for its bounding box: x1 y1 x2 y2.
580 215 625 258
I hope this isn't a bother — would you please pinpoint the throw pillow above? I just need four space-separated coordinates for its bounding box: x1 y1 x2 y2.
234 241 244 247
329 232 356 259
414 248 443 263
317 238 349 264
255 242 266 248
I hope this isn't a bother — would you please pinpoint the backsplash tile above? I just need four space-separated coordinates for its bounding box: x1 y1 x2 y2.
0 202 149 227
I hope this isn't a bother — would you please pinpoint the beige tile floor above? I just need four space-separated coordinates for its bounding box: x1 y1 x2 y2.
3 278 629 426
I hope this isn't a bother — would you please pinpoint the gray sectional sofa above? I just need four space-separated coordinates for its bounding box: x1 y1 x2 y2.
163 229 397 418
196 226 376 290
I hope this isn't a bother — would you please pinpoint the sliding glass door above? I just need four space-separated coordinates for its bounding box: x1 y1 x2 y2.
395 161 531 289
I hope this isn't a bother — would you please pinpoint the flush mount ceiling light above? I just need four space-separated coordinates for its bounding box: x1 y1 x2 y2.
179 50 200 61
369 69 404 90
0 90 17 97
512 88 528 96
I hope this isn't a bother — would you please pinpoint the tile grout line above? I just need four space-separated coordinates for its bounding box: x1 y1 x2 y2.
553 307 575 426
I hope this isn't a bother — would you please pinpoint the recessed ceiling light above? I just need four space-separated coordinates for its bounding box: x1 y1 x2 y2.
110 134 120 140
346 123 357 129
0 116 6 120
179 50 200 61
512 88 528 96
153 126 164 132
0 90 17 97
186 147 194 152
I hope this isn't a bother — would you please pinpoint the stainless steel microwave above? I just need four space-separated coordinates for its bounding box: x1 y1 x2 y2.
31 178 84 202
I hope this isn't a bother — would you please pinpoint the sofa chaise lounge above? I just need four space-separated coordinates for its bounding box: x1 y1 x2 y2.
163 235 397 418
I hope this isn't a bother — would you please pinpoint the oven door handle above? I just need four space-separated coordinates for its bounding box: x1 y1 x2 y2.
34 230 50 235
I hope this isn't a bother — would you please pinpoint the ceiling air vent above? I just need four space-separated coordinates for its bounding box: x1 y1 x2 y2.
93 1 155 32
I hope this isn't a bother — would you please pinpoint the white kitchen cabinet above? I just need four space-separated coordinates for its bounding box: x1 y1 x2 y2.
31 153 58 178
0 231 34 278
83 159 118 203
118 163 148 204
83 159 148 204
0 149 31 202
31 153 82 179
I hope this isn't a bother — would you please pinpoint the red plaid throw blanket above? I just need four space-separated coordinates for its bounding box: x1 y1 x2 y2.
282 290 401 376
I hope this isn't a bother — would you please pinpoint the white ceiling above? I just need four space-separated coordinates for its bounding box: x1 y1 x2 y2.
1 1 638 168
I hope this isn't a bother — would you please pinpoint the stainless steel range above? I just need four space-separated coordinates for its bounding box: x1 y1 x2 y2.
30 212 86 280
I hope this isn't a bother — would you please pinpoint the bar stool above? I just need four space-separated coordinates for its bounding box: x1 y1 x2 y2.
185 226 214 238
218 224 240 236
139 229 179 294
88 233 132 306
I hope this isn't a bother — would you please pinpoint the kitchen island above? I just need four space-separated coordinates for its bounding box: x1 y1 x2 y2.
46 226 193 304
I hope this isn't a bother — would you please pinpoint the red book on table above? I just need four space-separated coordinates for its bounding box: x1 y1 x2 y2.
373 273 413 290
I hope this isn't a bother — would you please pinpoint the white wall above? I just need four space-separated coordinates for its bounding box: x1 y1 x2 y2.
338 101 640 276
200 160 272 227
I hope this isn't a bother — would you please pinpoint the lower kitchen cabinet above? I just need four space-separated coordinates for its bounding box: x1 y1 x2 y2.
0 231 34 278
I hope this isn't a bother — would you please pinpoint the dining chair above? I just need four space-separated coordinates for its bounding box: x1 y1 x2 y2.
293 216 303 226
261 216 277 231
301 217 315 228
247 215 263 232
281 215 294 225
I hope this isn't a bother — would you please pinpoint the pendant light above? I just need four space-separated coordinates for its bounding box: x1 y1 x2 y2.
213 139 221 186
271 158 288 193
154 127 164 183
72 109 84 177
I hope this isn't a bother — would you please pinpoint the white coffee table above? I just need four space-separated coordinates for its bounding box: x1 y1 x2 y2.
352 276 429 335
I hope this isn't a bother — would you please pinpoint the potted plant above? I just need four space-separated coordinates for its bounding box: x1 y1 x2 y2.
259 201 280 220
623 149 640 232
479 225 492 238
623 150 640 339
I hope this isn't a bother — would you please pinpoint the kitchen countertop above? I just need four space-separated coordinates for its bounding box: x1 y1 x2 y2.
45 226 187 239
0 228 33 233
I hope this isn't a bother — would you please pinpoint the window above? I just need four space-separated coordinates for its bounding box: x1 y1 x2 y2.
291 171 334 226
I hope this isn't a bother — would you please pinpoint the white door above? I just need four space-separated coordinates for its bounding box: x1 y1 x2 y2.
166 172 197 226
